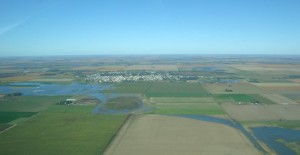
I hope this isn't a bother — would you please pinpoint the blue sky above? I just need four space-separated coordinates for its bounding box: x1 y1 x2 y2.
0 0 300 56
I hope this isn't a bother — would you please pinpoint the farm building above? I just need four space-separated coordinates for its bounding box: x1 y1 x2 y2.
65 99 76 104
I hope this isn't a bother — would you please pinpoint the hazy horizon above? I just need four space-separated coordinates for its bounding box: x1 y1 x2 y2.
1 0 300 56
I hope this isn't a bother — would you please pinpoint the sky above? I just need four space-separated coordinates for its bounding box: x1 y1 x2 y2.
0 0 300 56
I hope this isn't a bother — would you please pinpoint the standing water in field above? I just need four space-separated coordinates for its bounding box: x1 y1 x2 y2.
0 82 110 101
252 127 300 155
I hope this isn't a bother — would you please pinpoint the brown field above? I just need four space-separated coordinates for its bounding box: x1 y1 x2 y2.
229 64 300 72
72 66 125 71
252 83 300 87
222 104 300 121
203 83 267 94
261 94 298 105
104 114 261 155
252 83 300 92
0 73 41 82
124 65 178 71
289 79 300 83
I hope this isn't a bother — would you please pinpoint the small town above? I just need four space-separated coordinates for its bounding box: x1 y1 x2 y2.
85 71 183 83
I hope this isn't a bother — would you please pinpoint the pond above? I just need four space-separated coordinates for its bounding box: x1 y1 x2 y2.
252 127 300 155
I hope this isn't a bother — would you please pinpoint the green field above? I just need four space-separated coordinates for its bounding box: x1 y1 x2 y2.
0 95 128 155
0 96 70 112
0 123 12 131
150 97 215 103
153 102 224 115
150 96 224 115
0 112 37 123
0 104 128 155
0 113 127 155
213 94 276 104
146 82 208 97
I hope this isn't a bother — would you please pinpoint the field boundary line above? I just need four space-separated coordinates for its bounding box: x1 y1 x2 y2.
102 114 134 155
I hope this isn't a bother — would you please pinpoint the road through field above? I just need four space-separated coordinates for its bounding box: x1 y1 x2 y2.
104 114 261 155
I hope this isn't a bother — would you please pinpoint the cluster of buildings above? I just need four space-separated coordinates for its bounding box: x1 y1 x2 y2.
85 72 183 83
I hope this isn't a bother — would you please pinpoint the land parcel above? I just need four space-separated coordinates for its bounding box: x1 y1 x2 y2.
203 83 268 94
0 104 128 155
150 97 224 115
222 104 300 121
104 114 261 155
252 83 300 104
146 82 208 97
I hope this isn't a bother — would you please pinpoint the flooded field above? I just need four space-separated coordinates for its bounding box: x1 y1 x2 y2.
0 82 110 101
252 127 300 155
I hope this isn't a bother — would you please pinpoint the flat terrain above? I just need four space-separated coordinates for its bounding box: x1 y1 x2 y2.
146 82 208 97
0 96 69 112
203 83 267 94
124 65 178 71
261 94 298 105
104 114 261 155
149 97 224 115
0 105 127 155
222 104 300 121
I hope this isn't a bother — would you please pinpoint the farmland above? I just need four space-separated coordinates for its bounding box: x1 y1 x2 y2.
0 96 70 112
104 115 261 155
149 97 224 115
0 111 127 155
1 55 300 155
146 82 208 97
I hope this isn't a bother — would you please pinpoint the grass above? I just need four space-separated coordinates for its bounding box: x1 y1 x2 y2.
0 123 12 131
0 111 37 123
0 94 129 155
0 104 128 155
46 104 96 113
0 96 70 112
146 82 209 97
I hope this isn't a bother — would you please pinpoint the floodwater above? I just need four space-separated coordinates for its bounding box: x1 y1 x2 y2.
174 114 267 154
0 82 110 101
0 82 151 114
252 127 300 155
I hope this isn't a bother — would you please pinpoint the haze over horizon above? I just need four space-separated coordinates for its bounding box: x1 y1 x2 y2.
1 0 300 56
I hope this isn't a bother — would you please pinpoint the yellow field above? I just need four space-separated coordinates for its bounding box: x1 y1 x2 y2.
104 114 261 155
